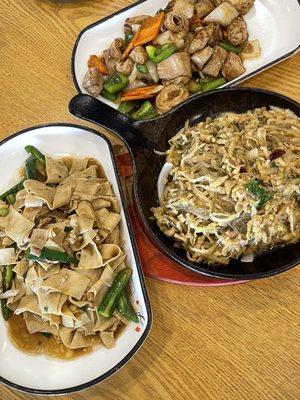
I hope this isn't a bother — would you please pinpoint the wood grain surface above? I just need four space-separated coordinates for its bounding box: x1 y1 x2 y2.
0 1 299 399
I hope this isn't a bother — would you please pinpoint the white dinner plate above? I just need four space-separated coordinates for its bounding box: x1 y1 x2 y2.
0 124 152 395
71 0 300 109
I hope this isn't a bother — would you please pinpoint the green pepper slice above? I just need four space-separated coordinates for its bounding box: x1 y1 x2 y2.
219 41 242 54
124 33 133 46
27 247 78 264
98 268 132 317
117 290 139 323
118 100 140 115
101 90 118 101
187 80 202 93
103 73 129 95
136 64 149 74
146 44 177 64
201 77 227 92
131 101 157 120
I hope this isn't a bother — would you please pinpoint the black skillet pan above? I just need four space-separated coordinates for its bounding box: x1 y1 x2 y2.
69 88 300 280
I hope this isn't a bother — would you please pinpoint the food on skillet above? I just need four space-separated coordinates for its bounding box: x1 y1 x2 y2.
0 146 138 359
152 107 300 265
83 0 260 118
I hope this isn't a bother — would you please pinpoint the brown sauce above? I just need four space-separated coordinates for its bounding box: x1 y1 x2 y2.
7 314 100 360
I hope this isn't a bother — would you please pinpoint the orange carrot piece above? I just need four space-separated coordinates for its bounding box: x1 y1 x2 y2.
122 31 140 59
135 12 165 46
123 85 160 96
121 93 157 101
122 12 165 59
88 55 108 75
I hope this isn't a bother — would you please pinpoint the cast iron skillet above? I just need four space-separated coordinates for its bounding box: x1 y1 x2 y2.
69 88 300 280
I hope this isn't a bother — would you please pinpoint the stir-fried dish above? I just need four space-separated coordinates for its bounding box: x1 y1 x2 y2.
152 107 300 265
0 146 138 359
83 0 260 119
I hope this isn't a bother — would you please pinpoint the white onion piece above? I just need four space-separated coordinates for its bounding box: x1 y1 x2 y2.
157 162 174 203
146 60 159 83
241 253 254 263
128 63 138 84
125 80 147 90
203 2 239 27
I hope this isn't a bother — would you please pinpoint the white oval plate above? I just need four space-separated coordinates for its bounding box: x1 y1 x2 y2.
0 124 152 395
72 0 300 109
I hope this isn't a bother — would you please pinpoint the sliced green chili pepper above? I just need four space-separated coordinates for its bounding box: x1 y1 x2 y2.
101 90 118 101
146 44 177 64
0 207 9 217
27 247 78 264
98 268 132 317
41 332 52 338
1 299 11 321
124 32 133 46
103 73 129 95
118 100 140 115
187 80 202 93
25 145 45 163
117 290 139 323
136 64 149 74
246 179 272 208
131 101 157 120
4 265 14 291
219 41 242 54
64 226 73 233
201 77 227 92
25 156 37 180
0 179 25 200
6 193 15 205
1 265 14 321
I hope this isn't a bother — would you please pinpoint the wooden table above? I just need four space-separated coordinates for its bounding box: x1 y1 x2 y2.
0 1 299 399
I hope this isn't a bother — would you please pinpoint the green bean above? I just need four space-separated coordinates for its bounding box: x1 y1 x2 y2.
0 179 25 200
0 207 9 217
1 299 11 321
1 265 14 321
6 193 15 205
27 247 78 264
25 156 37 180
131 101 157 120
219 41 242 54
98 268 132 317
25 145 45 163
41 332 52 338
201 77 227 92
4 265 14 291
117 290 139 323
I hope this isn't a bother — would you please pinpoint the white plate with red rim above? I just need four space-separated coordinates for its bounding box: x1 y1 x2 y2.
0 124 152 395
71 0 300 109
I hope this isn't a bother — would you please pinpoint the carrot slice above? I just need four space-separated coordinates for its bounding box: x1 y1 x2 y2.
123 84 160 97
121 93 157 101
88 55 108 75
122 12 165 59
